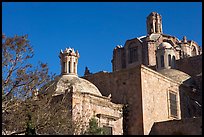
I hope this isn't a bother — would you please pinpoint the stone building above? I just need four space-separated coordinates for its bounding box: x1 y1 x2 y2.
149 117 202 135
2 12 201 135
111 12 201 72
43 48 123 135
40 12 201 135
83 12 202 135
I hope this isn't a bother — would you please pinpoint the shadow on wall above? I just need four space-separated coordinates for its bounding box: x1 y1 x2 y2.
179 76 202 118
149 117 202 135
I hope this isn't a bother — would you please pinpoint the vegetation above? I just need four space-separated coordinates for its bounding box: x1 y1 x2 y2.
25 113 36 135
84 117 106 135
123 104 129 135
2 33 109 135
2 34 79 135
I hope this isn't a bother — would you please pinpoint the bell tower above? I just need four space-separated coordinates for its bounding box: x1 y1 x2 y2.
146 12 163 35
59 47 80 75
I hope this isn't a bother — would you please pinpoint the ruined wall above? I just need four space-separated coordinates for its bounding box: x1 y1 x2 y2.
72 92 123 135
149 117 202 135
140 65 181 135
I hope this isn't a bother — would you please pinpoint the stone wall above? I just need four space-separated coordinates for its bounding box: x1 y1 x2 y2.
111 66 144 135
149 117 202 135
84 66 144 135
84 65 183 135
84 65 191 135
176 55 202 103
124 39 143 69
140 65 181 135
82 71 112 97
72 92 123 135
147 41 156 66
176 55 202 77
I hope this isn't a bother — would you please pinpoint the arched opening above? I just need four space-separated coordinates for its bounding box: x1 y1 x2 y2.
74 62 76 73
68 61 71 73
172 56 176 68
192 46 196 56
128 46 138 64
160 55 164 68
63 62 66 73
168 54 171 67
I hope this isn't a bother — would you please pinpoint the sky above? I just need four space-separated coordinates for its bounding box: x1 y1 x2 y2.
2 2 202 77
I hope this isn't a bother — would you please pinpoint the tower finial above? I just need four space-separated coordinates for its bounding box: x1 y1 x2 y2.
59 47 79 76
183 36 187 43
84 66 92 76
146 12 163 35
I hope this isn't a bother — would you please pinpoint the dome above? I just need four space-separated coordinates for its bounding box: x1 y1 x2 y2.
158 69 191 83
52 75 102 96
158 42 173 49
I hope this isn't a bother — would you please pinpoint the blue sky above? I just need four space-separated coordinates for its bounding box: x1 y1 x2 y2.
2 2 202 77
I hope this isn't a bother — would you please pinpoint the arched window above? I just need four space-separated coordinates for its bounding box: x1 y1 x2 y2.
168 54 171 66
172 56 176 68
160 55 164 68
128 46 138 64
63 62 66 73
74 62 76 73
192 47 196 56
68 61 71 73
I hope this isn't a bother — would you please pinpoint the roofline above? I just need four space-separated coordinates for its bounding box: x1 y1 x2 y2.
140 64 182 85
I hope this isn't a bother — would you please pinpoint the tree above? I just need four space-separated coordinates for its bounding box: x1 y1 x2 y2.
31 91 80 135
2 34 55 135
2 34 83 135
84 117 106 135
2 33 54 102
25 113 36 135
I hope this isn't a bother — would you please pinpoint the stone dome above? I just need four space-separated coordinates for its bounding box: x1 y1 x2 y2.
158 69 191 83
52 75 102 96
158 42 173 49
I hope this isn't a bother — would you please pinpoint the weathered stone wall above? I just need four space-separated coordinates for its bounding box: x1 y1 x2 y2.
72 92 123 135
147 41 156 66
149 117 202 135
142 41 148 66
111 66 143 135
84 66 144 135
112 47 125 71
140 65 181 135
124 39 143 69
84 65 195 135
